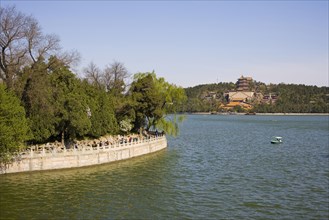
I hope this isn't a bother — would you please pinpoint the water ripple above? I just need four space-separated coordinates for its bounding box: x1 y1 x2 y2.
1 115 328 219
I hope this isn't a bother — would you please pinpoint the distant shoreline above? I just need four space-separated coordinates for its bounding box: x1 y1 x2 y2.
188 112 329 116
252 113 329 116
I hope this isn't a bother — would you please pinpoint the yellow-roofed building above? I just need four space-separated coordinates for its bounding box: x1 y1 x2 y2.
220 76 256 111
221 101 252 110
228 91 254 102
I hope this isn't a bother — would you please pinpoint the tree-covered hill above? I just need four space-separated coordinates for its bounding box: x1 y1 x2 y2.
255 83 329 113
180 82 329 113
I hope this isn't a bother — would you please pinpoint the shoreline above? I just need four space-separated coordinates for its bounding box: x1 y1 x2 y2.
188 112 329 116
1 136 167 175
250 113 329 116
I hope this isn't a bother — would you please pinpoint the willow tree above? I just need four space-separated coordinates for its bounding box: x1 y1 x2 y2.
130 72 186 136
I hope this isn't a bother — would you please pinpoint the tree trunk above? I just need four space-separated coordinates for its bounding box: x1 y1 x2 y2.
61 130 65 148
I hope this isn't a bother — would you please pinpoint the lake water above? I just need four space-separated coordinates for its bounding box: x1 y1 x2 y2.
0 115 328 219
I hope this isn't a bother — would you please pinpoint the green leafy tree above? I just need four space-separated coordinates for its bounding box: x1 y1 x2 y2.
130 73 160 131
0 84 29 163
113 93 136 135
130 72 186 136
50 62 91 145
19 59 57 143
233 105 245 113
119 119 133 133
82 81 118 138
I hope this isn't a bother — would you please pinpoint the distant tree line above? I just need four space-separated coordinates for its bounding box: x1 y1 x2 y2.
0 6 186 163
253 83 329 113
180 83 236 112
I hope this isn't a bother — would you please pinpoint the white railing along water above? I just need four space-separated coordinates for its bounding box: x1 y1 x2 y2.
20 135 166 159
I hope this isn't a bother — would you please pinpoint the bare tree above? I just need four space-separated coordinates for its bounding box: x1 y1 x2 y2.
103 65 114 92
57 49 80 68
84 62 102 88
110 61 129 82
0 6 29 88
103 61 130 93
0 5 80 89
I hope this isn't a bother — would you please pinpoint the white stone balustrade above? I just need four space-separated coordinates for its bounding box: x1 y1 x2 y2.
1 135 167 174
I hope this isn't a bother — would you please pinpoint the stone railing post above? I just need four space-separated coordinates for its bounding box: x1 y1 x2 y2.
63 145 66 156
30 147 34 158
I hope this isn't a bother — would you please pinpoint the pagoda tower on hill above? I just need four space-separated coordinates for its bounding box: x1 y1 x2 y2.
236 75 253 91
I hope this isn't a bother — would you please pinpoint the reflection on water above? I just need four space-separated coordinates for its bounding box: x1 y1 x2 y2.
1 115 328 219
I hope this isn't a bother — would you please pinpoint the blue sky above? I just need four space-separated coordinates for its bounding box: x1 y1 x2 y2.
2 1 328 87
